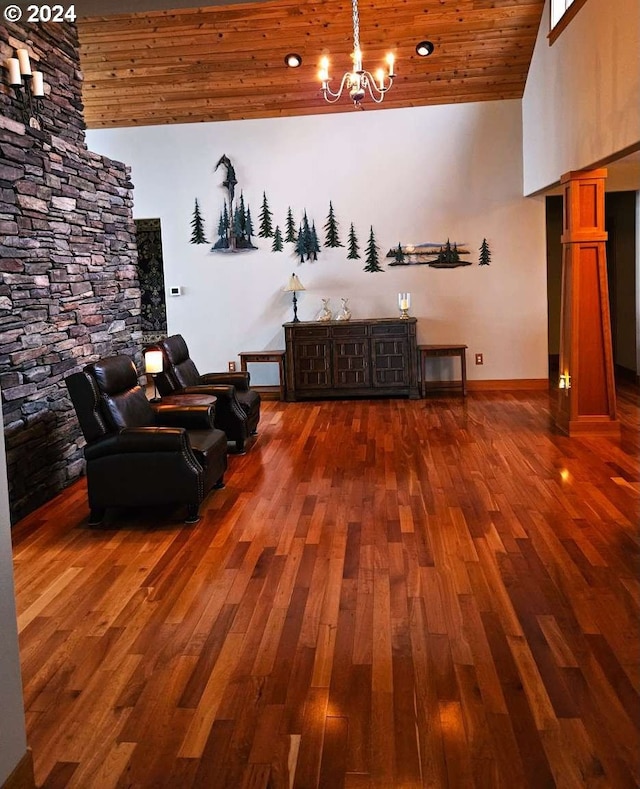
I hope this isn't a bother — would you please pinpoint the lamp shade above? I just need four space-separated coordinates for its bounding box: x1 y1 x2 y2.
144 350 163 374
284 273 305 292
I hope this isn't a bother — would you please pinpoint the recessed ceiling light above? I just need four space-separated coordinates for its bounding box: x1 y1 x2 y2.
416 41 435 57
284 53 302 68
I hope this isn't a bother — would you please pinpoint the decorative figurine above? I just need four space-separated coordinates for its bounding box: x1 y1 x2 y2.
336 298 351 321
318 299 333 321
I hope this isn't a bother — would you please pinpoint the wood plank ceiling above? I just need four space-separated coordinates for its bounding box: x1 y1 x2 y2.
77 0 546 128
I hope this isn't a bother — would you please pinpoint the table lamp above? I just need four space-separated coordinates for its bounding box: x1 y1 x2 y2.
284 273 305 322
144 349 163 401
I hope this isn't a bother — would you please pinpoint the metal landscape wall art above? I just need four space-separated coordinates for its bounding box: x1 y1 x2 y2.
387 240 471 267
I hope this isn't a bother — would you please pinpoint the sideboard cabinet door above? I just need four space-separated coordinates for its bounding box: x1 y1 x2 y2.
332 324 371 388
372 328 411 388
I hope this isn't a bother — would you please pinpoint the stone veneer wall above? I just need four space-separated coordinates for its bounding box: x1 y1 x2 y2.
0 22 142 522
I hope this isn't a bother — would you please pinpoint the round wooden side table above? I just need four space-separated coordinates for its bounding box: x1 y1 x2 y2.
158 394 217 407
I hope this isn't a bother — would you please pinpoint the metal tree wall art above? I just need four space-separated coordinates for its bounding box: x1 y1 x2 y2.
391 242 405 265
211 155 257 252
294 212 322 262
258 192 274 238
347 223 360 259
324 201 343 247
272 226 284 252
386 240 472 267
190 198 208 244
364 226 383 272
285 207 297 243
479 238 491 265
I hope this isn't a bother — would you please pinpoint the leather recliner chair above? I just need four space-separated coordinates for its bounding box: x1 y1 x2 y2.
65 355 228 525
146 334 261 453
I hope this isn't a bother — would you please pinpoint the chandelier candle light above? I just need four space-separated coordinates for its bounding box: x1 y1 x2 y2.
318 0 395 107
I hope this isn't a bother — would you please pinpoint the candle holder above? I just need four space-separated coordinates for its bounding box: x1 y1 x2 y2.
398 292 411 319
5 48 46 129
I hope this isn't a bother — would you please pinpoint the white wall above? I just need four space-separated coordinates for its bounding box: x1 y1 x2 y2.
0 391 28 785
88 99 548 385
523 0 640 195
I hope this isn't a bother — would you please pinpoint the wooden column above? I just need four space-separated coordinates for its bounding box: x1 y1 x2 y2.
556 169 620 436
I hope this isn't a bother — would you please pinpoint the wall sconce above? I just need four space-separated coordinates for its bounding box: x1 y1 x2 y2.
398 292 411 319
144 350 164 402
284 273 305 322
4 48 46 129
559 372 571 390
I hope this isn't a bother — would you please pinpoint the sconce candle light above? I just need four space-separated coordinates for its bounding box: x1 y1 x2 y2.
144 350 164 402
4 48 46 128
398 292 411 319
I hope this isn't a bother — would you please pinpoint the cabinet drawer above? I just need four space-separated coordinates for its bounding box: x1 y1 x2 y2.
332 324 368 339
371 322 408 336
291 326 330 339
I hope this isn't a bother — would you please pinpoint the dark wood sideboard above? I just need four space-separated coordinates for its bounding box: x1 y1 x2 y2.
284 317 419 401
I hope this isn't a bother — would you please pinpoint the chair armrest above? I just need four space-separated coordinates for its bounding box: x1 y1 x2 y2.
85 427 188 460
152 403 216 430
201 371 250 391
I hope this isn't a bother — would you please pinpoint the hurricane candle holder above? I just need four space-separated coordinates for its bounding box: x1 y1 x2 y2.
398 292 411 319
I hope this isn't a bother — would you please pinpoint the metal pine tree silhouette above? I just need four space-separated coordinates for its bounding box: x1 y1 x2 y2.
258 192 274 238
309 222 321 260
479 237 491 265
364 226 383 272
272 225 283 252
347 223 360 259
295 223 306 263
324 201 343 247
285 207 297 243
190 198 208 244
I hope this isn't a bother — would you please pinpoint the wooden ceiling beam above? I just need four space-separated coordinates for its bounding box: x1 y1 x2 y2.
84 87 527 129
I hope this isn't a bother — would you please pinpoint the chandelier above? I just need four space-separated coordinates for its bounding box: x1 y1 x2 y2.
318 0 395 108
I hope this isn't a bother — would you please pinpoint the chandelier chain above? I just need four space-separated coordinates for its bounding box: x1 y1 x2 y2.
352 0 360 57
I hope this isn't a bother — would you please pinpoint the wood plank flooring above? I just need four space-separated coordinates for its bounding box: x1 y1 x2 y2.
11 386 640 788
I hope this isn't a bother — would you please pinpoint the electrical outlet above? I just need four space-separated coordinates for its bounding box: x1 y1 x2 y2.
475 353 484 365
228 361 236 372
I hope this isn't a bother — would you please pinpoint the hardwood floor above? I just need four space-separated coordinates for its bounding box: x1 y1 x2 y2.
11 386 640 788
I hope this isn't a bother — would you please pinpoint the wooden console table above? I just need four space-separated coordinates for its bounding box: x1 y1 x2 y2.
239 350 286 400
417 344 468 397
284 318 419 401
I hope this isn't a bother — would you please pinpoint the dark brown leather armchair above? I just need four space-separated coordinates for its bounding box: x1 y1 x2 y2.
65 355 227 525
146 334 261 453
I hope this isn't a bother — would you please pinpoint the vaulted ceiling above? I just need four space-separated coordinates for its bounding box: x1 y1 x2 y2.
77 0 546 129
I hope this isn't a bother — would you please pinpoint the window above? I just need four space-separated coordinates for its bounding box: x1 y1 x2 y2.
549 0 588 43
551 0 575 28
